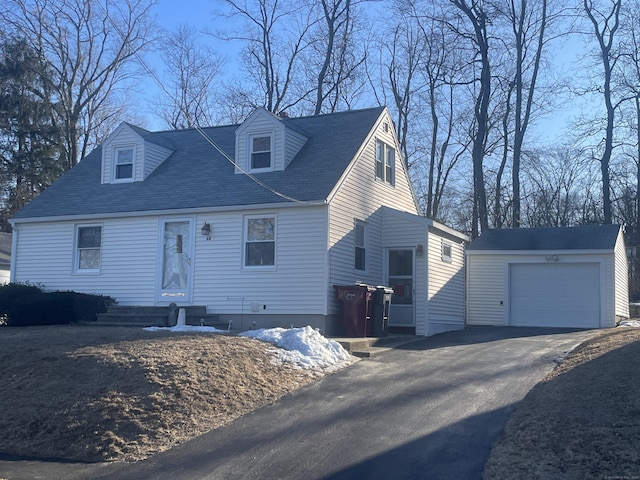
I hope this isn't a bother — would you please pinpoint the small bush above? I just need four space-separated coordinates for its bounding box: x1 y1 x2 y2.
10 294 74 326
0 283 116 326
54 291 116 323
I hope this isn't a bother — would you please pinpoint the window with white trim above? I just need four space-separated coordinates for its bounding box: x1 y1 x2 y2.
375 139 395 185
250 135 272 170
245 216 276 267
441 240 452 263
76 225 102 271
114 147 134 181
355 219 366 271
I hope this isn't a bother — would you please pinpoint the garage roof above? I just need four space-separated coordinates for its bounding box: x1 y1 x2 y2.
466 224 622 251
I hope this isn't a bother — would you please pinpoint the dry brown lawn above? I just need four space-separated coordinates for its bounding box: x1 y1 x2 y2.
484 327 640 480
1 324 639 477
0 326 320 463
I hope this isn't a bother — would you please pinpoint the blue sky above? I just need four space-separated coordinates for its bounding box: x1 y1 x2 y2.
147 0 591 144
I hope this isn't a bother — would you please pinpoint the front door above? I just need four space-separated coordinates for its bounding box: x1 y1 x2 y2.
387 249 415 327
157 219 194 303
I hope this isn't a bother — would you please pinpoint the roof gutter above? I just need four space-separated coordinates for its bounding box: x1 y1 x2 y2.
10 199 328 225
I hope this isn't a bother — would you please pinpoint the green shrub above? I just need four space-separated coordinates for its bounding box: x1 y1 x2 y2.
0 283 116 326
10 293 74 326
54 291 115 323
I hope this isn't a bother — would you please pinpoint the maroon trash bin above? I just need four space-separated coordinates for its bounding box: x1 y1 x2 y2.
335 284 375 337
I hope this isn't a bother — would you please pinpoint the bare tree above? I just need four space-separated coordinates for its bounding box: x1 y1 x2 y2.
311 0 367 114
503 0 551 227
521 146 596 227
220 0 316 115
157 25 224 129
616 2 640 242
583 0 622 224
449 0 492 237
2 0 155 168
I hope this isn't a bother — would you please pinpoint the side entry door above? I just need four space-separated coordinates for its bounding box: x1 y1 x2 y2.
387 249 415 327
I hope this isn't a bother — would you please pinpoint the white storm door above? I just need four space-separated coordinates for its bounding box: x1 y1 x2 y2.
387 249 415 327
157 219 194 303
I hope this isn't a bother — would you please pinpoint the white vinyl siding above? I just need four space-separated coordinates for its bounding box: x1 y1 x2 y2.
427 227 465 334
327 111 418 314
614 230 630 319
102 124 172 184
466 254 507 326
284 128 307 168
13 206 328 314
193 205 328 315
143 140 173 179
467 251 619 328
13 218 159 304
102 126 140 184
235 109 307 173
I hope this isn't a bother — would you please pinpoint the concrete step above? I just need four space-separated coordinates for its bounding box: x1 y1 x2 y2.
334 335 420 357
94 305 219 327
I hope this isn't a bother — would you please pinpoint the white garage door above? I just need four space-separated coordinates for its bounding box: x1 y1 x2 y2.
509 263 600 328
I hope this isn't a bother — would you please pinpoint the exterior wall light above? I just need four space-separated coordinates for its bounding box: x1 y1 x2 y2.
416 244 424 257
201 222 211 240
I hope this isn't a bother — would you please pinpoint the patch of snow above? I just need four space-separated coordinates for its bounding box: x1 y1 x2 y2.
618 320 640 328
554 342 582 365
240 326 355 372
143 325 226 333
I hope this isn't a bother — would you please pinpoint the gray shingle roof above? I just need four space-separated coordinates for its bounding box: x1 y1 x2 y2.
466 224 622 251
13 107 385 220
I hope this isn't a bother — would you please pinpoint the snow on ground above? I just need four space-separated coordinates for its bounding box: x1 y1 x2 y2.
240 326 355 372
143 325 226 333
619 320 640 328
144 324 355 373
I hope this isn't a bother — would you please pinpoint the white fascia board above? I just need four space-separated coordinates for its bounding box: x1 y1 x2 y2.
465 248 614 256
10 200 328 225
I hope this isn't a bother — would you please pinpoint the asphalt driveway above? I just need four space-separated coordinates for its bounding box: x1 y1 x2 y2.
2 326 597 480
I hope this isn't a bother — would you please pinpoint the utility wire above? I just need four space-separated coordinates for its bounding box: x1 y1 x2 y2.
98 1 313 205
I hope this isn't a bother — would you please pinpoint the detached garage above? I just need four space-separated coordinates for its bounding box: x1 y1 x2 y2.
466 224 629 329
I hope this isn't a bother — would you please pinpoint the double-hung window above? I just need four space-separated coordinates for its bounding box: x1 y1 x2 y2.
355 219 366 271
76 225 102 272
114 147 134 181
250 135 272 170
375 139 395 185
245 216 276 267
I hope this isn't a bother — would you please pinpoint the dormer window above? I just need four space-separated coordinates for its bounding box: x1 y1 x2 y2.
250 135 272 170
114 147 134 181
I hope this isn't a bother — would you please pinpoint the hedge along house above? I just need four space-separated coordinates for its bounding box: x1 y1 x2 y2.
0 233 11 285
466 224 629 329
10 107 467 336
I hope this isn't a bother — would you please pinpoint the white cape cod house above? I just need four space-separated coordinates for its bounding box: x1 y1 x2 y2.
10 107 468 336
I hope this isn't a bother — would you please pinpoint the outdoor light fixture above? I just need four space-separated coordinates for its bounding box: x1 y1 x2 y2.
416 244 424 257
201 222 211 240
545 255 559 262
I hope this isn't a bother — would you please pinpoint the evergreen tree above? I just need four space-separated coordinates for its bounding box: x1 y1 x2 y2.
0 37 64 231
